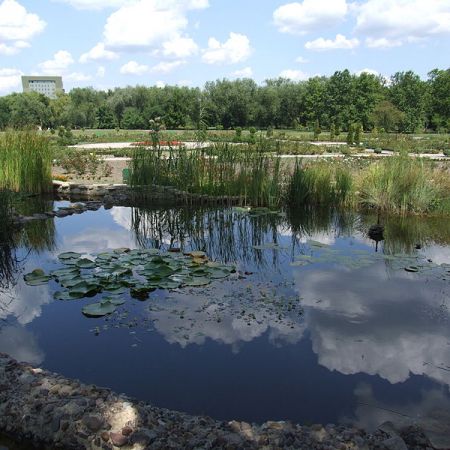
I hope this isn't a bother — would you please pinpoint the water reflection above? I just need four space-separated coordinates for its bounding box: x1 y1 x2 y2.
0 200 449 429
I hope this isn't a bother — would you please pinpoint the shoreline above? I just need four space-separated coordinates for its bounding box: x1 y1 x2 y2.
0 353 436 449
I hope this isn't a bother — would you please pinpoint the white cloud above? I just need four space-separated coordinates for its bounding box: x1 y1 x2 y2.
0 68 22 92
365 37 403 48
231 67 253 78
202 32 252 65
160 36 199 58
356 68 379 76
53 0 129 9
156 80 166 88
273 0 348 35
295 56 309 63
96 66 106 78
38 50 74 74
120 60 149 75
103 0 202 51
66 72 92 82
79 42 119 63
279 69 309 81
0 0 46 53
151 60 186 74
305 34 359 51
356 0 450 47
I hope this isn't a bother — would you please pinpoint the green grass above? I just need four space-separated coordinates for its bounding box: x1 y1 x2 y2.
287 160 354 207
357 154 448 214
130 141 284 208
0 130 52 194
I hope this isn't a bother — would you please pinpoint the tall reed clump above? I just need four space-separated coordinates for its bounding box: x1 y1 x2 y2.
357 154 443 215
287 160 354 207
130 141 284 207
0 130 53 194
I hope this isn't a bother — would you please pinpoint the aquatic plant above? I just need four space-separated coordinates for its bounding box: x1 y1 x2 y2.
0 130 52 194
130 141 285 208
357 154 443 214
287 160 354 207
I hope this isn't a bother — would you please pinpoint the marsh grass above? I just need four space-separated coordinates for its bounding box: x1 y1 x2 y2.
357 154 445 214
130 141 285 207
287 160 354 207
0 130 52 194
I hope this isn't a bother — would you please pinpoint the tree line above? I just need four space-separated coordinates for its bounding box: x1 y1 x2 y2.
0 68 449 133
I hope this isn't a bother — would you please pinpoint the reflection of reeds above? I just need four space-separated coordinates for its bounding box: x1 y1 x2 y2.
0 190 19 288
0 130 52 194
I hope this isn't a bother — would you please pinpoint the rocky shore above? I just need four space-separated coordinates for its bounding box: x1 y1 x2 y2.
0 353 442 450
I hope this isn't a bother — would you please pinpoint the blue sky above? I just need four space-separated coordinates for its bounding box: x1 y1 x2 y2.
0 0 449 93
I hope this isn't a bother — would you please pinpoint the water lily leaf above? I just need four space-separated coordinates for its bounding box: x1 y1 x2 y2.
24 269 51 285
82 300 118 317
76 258 96 269
58 252 82 260
188 251 206 259
104 286 127 295
113 248 130 254
184 277 211 287
69 281 99 297
54 290 83 300
405 266 419 273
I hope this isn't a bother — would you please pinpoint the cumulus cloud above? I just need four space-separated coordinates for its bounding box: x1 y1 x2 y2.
0 68 23 92
52 0 129 9
66 72 92 81
103 0 207 52
231 67 253 78
202 32 252 65
120 60 149 75
305 34 359 51
279 69 309 81
0 0 46 53
38 50 74 75
79 42 119 63
355 0 450 48
150 60 186 74
96 66 106 78
159 36 199 58
273 0 348 35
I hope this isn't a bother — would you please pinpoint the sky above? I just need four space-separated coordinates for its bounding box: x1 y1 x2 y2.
0 0 449 94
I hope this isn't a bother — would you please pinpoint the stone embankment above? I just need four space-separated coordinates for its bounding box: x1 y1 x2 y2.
0 353 439 450
53 181 241 206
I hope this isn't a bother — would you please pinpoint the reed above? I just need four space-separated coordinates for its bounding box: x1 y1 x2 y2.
287 160 354 207
130 141 284 207
0 130 52 194
357 154 442 214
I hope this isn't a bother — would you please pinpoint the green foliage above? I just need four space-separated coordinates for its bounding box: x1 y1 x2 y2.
287 161 353 207
0 130 52 193
346 125 354 145
130 142 284 208
357 155 443 214
371 101 405 132
313 119 321 140
353 123 363 146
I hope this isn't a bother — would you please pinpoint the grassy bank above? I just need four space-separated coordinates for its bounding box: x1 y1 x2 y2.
0 130 52 194
130 144 450 215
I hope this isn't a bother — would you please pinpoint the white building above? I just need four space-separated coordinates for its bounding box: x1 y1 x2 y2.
22 76 64 99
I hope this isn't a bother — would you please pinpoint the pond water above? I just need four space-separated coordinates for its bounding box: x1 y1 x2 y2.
1 201 450 433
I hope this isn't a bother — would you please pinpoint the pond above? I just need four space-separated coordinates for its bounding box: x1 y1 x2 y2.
1 201 450 434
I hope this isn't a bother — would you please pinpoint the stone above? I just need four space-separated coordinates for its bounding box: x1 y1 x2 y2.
83 415 104 432
121 426 133 436
101 431 110 442
110 432 128 447
382 436 408 450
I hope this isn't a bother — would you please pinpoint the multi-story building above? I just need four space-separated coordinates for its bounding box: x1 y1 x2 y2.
22 76 64 99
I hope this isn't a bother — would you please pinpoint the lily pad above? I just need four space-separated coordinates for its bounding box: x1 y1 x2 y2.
24 269 51 286
58 252 82 260
82 299 120 317
76 258 96 269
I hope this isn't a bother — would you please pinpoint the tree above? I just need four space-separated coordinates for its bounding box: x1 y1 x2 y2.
96 105 115 129
389 71 427 132
427 69 450 131
347 124 354 145
371 101 405 132
313 119 321 140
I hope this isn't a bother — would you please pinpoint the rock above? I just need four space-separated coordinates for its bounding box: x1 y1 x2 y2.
382 435 408 450
121 426 133 436
110 431 128 447
83 414 104 432
101 431 110 442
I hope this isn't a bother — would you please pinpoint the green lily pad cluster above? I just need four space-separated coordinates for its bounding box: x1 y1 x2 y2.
23 247 236 317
